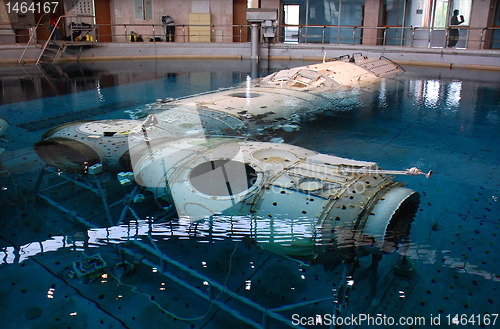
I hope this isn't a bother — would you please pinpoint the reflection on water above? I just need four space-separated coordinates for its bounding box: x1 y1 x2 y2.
424 80 441 108
0 62 499 328
0 60 307 106
446 81 462 109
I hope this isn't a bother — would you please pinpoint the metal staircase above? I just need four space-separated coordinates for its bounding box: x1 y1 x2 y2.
37 39 69 64
19 15 96 65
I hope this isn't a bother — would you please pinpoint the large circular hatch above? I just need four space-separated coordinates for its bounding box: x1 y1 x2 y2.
228 92 261 98
78 120 138 136
34 138 101 172
252 149 297 164
189 159 257 197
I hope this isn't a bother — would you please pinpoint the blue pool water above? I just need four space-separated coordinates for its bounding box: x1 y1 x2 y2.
0 61 499 328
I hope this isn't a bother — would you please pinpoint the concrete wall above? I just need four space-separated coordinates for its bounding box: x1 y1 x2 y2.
0 1 27 44
108 0 282 43
2 0 497 49
468 0 495 49
111 0 236 43
4 41 499 71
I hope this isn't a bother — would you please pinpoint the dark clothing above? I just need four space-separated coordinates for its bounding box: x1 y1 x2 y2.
448 28 459 47
448 14 464 47
50 25 61 40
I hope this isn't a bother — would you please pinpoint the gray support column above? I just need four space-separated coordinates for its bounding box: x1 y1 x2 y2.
363 0 384 45
468 0 495 49
251 23 260 60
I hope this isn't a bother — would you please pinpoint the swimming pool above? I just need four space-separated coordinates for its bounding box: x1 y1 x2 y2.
0 60 499 328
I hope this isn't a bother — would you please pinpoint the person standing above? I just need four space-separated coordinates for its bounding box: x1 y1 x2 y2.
50 13 60 40
448 9 464 47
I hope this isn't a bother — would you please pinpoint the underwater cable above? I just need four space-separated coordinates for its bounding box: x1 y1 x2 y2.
112 235 239 321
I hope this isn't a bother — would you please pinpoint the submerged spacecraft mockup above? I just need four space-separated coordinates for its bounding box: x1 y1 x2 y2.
33 55 428 264
132 135 421 266
143 54 404 135
35 54 404 173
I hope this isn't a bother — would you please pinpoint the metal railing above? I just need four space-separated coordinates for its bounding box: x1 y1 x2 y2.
279 24 500 50
35 15 96 65
6 21 500 50
95 23 241 44
19 14 48 64
88 23 500 50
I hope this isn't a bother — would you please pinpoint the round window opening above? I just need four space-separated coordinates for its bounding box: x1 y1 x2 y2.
189 160 258 197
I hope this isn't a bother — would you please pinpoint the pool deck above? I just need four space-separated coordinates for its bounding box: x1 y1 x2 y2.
1 42 500 70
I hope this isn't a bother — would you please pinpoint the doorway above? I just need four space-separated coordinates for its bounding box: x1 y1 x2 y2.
94 0 112 42
233 0 248 42
34 0 64 42
430 0 471 48
283 5 299 43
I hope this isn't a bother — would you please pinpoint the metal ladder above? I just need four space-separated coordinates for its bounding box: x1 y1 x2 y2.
19 13 47 64
19 14 96 65
36 15 69 65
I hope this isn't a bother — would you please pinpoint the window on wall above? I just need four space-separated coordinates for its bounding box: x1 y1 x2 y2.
429 0 472 48
283 0 365 44
340 0 364 26
382 0 410 46
135 0 152 20
495 0 500 27
284 4 300 43
324 0 341 26
432 0 448 28
431 0 471 28
283 0 365 27
284 4 300 25
383 0 407 26
491 0 500 48
450 0 471 26
247 0 260 8
407 0 430 27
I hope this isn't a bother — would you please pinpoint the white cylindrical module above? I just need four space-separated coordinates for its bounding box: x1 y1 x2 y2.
133 137 419 263
34 120 142 173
